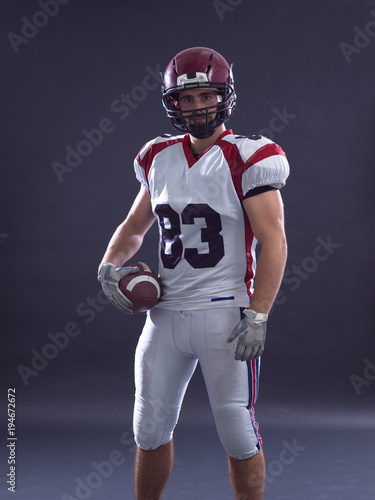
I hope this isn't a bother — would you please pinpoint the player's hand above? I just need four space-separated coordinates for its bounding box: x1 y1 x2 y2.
227 309 268 361
97 262 139 314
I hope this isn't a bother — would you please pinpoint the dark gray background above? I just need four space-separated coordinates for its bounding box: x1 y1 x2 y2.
1 0 374 498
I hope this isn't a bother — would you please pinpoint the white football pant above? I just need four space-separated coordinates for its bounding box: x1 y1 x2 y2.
133 307 262 459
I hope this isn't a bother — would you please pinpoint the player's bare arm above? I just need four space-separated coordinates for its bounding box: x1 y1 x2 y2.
101 185 155 268
97 186 155 314
242 189 287 314
227 189 287 360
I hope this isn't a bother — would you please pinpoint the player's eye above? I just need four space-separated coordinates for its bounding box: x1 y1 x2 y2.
201 94 217 103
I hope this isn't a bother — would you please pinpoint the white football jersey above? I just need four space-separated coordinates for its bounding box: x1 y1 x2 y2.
134 130 289 310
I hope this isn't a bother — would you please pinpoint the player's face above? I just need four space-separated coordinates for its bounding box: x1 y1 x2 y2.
177 88 222 126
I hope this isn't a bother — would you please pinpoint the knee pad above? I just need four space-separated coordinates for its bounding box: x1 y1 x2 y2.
133 395 179 451
134 421 172 451
213 404 262 460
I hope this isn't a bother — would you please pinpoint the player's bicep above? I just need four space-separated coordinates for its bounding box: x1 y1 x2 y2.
125 185 155 237
242 189 285 245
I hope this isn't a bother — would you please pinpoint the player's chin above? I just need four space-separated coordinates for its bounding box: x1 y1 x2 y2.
187 117 209 128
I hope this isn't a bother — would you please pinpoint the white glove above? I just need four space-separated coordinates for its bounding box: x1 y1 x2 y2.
227 309 268 361
97 262 139 314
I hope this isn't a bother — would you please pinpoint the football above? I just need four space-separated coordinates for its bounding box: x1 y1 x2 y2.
119 262 161 313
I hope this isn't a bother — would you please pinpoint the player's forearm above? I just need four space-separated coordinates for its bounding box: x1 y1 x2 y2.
100 222 145 268
249 234 287 314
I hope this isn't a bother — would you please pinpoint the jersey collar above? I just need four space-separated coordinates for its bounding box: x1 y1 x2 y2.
183 129 233 168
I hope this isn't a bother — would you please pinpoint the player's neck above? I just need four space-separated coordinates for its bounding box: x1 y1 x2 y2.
188 124 226 155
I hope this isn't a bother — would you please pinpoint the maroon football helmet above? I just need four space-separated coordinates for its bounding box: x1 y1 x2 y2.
162 47 237 139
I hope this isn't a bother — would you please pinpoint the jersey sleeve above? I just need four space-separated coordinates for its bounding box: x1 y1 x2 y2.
240 139 290 198
134 155 149 192
133 134 184 192
133 138 156 193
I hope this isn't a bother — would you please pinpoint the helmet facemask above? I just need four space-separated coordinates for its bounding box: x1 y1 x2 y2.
162 70 237 139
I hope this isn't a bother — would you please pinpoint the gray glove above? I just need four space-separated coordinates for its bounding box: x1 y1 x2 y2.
97 262 139 313
227 309 268 361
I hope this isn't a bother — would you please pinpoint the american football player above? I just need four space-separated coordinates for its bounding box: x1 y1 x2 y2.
98 46 289 500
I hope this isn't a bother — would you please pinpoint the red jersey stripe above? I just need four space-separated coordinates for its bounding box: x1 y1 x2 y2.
245 143 286 171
